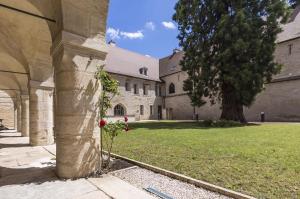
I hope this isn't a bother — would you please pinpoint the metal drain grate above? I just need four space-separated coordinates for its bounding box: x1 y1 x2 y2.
144 187 174 199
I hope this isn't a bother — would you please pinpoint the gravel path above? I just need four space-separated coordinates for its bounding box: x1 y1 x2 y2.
112 166 231 199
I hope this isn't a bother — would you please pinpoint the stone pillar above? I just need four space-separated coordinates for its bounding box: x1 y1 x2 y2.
29 82 54 146
16 95 22 132
21 94 30 137
52 33 106 178
52 0 109 178
14 100 17 130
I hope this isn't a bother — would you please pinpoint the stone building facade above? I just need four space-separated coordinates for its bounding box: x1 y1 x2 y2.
105 44 163 121
0 0 299 180
106 7 300 122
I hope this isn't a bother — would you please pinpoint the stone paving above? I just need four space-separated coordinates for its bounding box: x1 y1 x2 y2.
0 130 156 199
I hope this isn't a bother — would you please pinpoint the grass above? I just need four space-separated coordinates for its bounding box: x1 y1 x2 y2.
110 121 300 198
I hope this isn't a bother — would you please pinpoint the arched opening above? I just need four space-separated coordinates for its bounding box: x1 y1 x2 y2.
169 83 175 94
114 104 126 116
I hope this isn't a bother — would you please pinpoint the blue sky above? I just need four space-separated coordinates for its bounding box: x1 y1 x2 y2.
106 0 179 58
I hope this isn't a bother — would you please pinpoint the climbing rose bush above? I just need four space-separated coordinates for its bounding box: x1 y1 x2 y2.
99 119 106 128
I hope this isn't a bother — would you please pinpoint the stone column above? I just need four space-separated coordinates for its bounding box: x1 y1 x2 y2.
51 0 109 178
14 100 17 130
21 94 29 137
16 95 22 132
29 82 54 146
52 32 106 178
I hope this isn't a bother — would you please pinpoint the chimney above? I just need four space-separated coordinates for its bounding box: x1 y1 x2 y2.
173 48 180 54
169 48 181 59
108 40 116 46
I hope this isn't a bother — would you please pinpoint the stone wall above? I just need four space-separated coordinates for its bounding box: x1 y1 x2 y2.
108 74 163 121
163 78 300 122
160 37 300 122
0 101 15 129
245 79 300 122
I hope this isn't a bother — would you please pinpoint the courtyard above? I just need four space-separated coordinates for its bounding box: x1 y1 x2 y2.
110 122 300 198
0 1 300 199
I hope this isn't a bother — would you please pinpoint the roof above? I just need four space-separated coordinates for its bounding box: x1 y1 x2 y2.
159 51 184 77
105 45 160 82
277 6 300 43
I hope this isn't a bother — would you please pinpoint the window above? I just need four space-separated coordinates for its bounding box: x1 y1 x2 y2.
159 86 162 96
125 81 130 91
134 84 138 94
143 84 149 95
169 83 175 94
150 105 153 115
139 67 148 76
178 74 180 81
140 105 144 115
155 84 158 96
114 104 125 116
288 44 293 55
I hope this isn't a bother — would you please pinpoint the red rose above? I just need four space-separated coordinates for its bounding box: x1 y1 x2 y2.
99 119 106 128
124 123 129 132
124 116 128 122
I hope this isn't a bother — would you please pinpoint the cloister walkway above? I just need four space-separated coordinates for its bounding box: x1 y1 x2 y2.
0 130 155 199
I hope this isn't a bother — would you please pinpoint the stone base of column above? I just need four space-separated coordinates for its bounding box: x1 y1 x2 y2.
56 134 100 178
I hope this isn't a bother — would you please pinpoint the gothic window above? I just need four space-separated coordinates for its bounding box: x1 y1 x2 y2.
169 83 175 94
114 104 125 116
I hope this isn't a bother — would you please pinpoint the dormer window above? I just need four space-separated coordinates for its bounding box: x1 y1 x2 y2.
139 67 148 76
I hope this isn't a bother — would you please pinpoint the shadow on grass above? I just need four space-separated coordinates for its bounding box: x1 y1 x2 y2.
129 121 260 130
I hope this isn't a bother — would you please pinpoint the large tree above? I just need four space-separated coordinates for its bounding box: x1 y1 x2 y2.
289 0 299 8
173 0 289 123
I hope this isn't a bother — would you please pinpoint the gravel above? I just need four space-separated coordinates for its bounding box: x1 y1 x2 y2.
112 166 231 199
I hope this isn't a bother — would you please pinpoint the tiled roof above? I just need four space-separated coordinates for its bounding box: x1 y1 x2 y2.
159 51 184 77
105 45 160 81
277 6 300 43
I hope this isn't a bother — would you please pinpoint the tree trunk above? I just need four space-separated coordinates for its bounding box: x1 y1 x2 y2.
220 84 247 123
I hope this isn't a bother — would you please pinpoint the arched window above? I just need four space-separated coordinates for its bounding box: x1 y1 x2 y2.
169 83 175 94
114 104 125 116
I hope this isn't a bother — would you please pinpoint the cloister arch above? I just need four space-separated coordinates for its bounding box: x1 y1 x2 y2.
0 0 109 178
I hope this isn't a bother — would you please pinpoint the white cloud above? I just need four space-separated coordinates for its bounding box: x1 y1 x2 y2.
107 27 120 40
107 27 144 40
145 22 155 31
120 30 144 39
162 21 176 30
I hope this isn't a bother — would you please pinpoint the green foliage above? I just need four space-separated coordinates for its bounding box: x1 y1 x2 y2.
173 0 289 122
102 121 126 169
95 65 119 117
94 65 125 170
103 121 126 139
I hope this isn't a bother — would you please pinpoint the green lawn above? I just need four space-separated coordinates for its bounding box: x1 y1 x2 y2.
111 122 300 198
